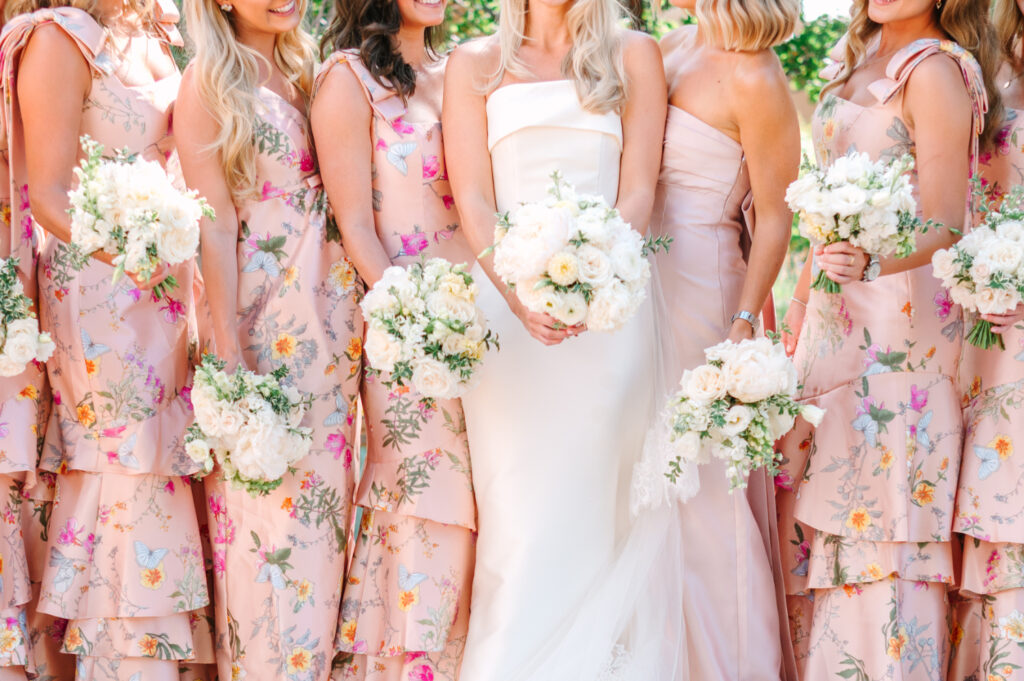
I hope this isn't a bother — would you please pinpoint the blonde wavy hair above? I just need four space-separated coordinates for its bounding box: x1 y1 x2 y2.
184 0 316 201
694 0 798 51
493 0 627 114
5 0 156 28
823 0 1003 148
993 0 1024 68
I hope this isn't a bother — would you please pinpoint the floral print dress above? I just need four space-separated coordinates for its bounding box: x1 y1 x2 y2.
198 85 363 681
313 51 476 681
776 39 987 681
948 105 1024 681
0 7 216 681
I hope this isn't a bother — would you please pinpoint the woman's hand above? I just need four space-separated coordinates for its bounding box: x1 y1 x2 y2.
816 242 868 285
781 300 805 356
727 318 754 344
509 296 581 346
128 263 170 292
981 304 1024 334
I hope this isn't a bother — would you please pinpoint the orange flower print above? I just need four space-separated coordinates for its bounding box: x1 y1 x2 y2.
231 662 246 681
140 565 166 590
346 337 362 362
842 584 862 597
398 588 419 612
328 258 357 292
16 384 37 401
887 628 908 660
324 363 337 376
85 358 99 377
879 448 894 470
901 302 914 319
64 626 85 652
281 497 294 512
951 619 964 647
0 623 21 654
925 346 936 359
273 333 297 359
283 265 299 287
971 376 983 398
286 646 312 674
0 203 10 227
846 507 872 533
1004 666 1015 677
912 482 935 506
138 634 159 657
992 435 1014 460
76 403 96 428
340 619 357 645
865 563 884 580
823 118 837 141
294 579 313 603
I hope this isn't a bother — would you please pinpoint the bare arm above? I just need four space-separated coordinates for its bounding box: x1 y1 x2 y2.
311 64 392 287
443 41 570 346
616 31 667 234
728 52 799 341
781 256 811 354
818 55 973 282
175 67 245 368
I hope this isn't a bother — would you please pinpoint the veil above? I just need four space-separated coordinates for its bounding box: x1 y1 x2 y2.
503 247 694 681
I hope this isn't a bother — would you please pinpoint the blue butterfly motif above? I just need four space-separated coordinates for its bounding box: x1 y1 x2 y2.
975 445 1001 480
134 540 168 569
851 412 879 448
398 564 428 591
115 432 139 469
243 251 281 278
80 328 110 361
256 562 287 590
913 410 933 450
49 548 76 593
128 674 142 681
386 142 417 176
323 395 348 427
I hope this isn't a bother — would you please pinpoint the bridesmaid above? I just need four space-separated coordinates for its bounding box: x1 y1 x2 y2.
176 0 363 677
4 0 215 677
776 0 1000 678
311 0 475 679
656 1 799 680
949 1 1024 678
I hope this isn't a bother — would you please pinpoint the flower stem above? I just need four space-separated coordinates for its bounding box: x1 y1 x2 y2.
810 270 842 295
966 319 1006 351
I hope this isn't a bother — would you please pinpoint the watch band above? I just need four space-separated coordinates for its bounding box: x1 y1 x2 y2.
731 310 758 332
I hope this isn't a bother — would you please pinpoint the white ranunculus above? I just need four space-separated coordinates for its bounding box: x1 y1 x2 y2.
721 404 754 438
185 438 213 467
412 358 459 399
364 326 403 373
560 291 588 327
546 251 580 286
931 248 957 284
682 364 727 404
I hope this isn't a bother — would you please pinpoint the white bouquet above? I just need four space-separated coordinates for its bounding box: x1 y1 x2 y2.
932 185 1024 350
67 135 213 299
786 152 924 294
490 172 670 332
664 338 825 491
185 355 313 496
0 257 54 376
361 258 497 399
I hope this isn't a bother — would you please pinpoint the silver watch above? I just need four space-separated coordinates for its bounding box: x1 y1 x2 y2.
862 254 881 282
731 310 759 333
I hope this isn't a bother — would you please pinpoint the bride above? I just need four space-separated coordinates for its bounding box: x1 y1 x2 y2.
444 1 683 678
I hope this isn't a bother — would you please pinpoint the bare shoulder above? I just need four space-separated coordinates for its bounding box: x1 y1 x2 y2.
729 48 789 102
20 21 91 79
904 50 972 103
621 29 664 76
311 55 368 112
658 24 697 57
447 35 500 89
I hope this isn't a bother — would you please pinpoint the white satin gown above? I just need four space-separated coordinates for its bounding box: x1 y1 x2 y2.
459 80 661 681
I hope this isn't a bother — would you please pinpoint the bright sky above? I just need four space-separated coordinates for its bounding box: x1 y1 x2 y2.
804 0 849 18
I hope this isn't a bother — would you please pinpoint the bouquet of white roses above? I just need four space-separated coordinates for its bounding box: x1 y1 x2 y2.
361 258 497 399
0 257 54 377
786 151 923 294
67 135 213 299
664 338 825 491
490 172 670 332
932 186 1024 351
184 355 312 496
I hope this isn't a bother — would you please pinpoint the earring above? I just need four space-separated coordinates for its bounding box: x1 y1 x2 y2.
219 3 232 10
935 0 942 7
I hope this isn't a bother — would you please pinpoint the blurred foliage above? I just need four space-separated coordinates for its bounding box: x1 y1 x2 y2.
774 13 848 101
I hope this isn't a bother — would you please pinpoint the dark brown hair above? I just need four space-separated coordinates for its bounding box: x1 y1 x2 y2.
319 0 443 100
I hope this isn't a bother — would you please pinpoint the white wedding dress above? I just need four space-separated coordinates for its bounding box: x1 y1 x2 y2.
460 80 685 681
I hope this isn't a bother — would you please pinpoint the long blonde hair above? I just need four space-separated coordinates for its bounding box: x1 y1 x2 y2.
5 0 156 29
993 0 1024 68
493 0 627 114
824 0 1002 148
694 0 799 51
184 0 316 201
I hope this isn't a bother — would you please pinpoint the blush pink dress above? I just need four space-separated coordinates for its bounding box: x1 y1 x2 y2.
649 104 791 681
776 39 987 680
313 51 476 681
947 104 1024 681
1 7 215 680
197 83 363 681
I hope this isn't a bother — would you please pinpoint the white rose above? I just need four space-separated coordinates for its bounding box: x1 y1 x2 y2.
831 184 869 218
704 340 740 365
576 208 615 247
185 438 213 467
155 219 199 265
575 245 615 288
364 326 403 373
412 358 460 399
721 404 754 438
825 152 871 186
976 287 1003 314
979 239 1024 275
931 248 958 284
585 281 634 331
785 174 821 211
35 332 55 363
0 352 25 377
723 343 784 403
609 233 649 283
681 364 727 404
426 291 477 324
3 318 41 365
970 260 993 285
997 220 1024 242
546 251 580 286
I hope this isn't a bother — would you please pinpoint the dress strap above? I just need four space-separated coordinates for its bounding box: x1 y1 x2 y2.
151 0 184 48
0 7 109 78
313 49 406 122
